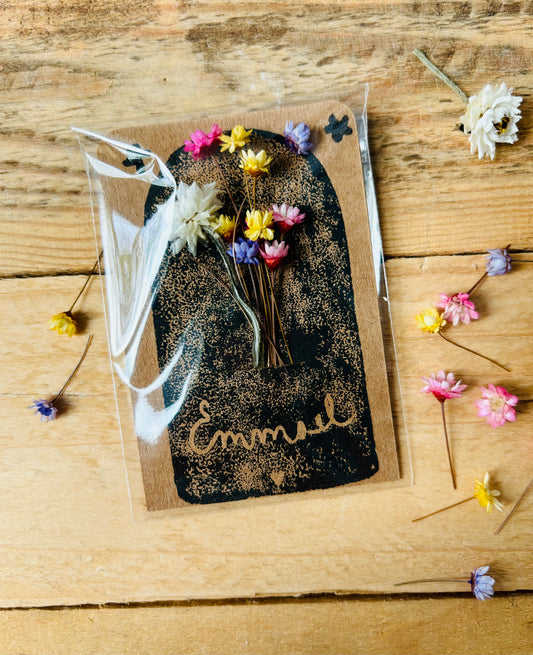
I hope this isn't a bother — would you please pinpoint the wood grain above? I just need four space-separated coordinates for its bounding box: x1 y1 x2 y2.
1 595 533 655
0 255 532 608
1 1 533 275
2 1 533 650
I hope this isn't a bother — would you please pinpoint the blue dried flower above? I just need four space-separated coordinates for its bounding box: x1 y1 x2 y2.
30 399 58 422
469 566 495 600
486 247 512 276
227 238 260 265
283 121 313 155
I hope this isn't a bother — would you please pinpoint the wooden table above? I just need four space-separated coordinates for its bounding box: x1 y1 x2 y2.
2 2 533 653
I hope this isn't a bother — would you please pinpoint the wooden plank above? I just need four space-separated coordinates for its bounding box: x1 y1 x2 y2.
1 1 533 275
0 254 532 607
0 595 532 655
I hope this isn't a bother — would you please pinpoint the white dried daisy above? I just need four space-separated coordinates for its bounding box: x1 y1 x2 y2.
169 181 222 256
460 83 522 160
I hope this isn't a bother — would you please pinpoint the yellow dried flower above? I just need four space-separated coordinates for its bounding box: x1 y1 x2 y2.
239 149 273 177
213 214 236 241
219 125 253 153
244 210 274 242
49 311 77 337
415 306 446 334
474 473 504 513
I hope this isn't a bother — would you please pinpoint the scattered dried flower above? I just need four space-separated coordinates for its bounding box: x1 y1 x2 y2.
416 304 510 371
470 566 495 600
271 203 305 233
421 370 467 401
395 565 495 600
30 398 58 422
416 306 447 334
413 471 502 522
29 335 93 423
259 240 289 270
227 237 260 265
474 472 504 512
49 311 78 337
239 149 273 177
436 292 479 326
170 181 223 257
219 125 253 153
421 372 466 489
475 384 518 428
486 247 512 276
49 254 102 337
184 124 223 160
244 209 274 242
460 84 522 160
283 121 313 155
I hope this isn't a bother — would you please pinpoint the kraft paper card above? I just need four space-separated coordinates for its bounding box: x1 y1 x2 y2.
95 99 399 512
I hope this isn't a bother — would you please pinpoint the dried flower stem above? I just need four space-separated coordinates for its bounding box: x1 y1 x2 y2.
208 231 266 368
495 475 533 535
467 272 488 296
414 49 468 105
395 578 467 587
68 252 103 313
52 334 93 403
212 156 239 218
266 269 293 366
439 332 510 372
413 496 473 522
440 401 457 489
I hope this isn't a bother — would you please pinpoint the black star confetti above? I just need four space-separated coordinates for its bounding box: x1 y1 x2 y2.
324 114 353 143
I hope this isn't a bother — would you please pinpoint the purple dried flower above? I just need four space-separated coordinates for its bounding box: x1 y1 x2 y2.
486 247 512 276
283 121 313 155
30 399 58 422
227 237 260 265
469 566 495 600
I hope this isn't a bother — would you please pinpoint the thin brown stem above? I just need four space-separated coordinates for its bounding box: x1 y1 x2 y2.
495 475 533 535
467 272 487 297
212 156 239 217
441 401 457 490
412 497 473 522
266 268 293 365
68 251 103 312
394 578 468 587
439 332 510 372
52 334 93 403
185 251 231 295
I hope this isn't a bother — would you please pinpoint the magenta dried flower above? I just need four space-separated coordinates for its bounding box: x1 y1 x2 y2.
183 124 223 161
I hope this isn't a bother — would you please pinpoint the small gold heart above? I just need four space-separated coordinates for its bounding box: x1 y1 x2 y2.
270 470 285 486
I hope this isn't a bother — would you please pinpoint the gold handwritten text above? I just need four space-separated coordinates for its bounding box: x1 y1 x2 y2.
188 394 356 455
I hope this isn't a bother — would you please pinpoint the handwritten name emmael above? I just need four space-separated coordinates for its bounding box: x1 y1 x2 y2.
188 393 356 455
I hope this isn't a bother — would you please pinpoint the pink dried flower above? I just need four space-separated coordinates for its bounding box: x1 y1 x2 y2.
436 292 479 326
183 124 223 160
475 384 518 428
259 239 289 270
421 371 467 402
421 371 466 489
271 203 305 233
